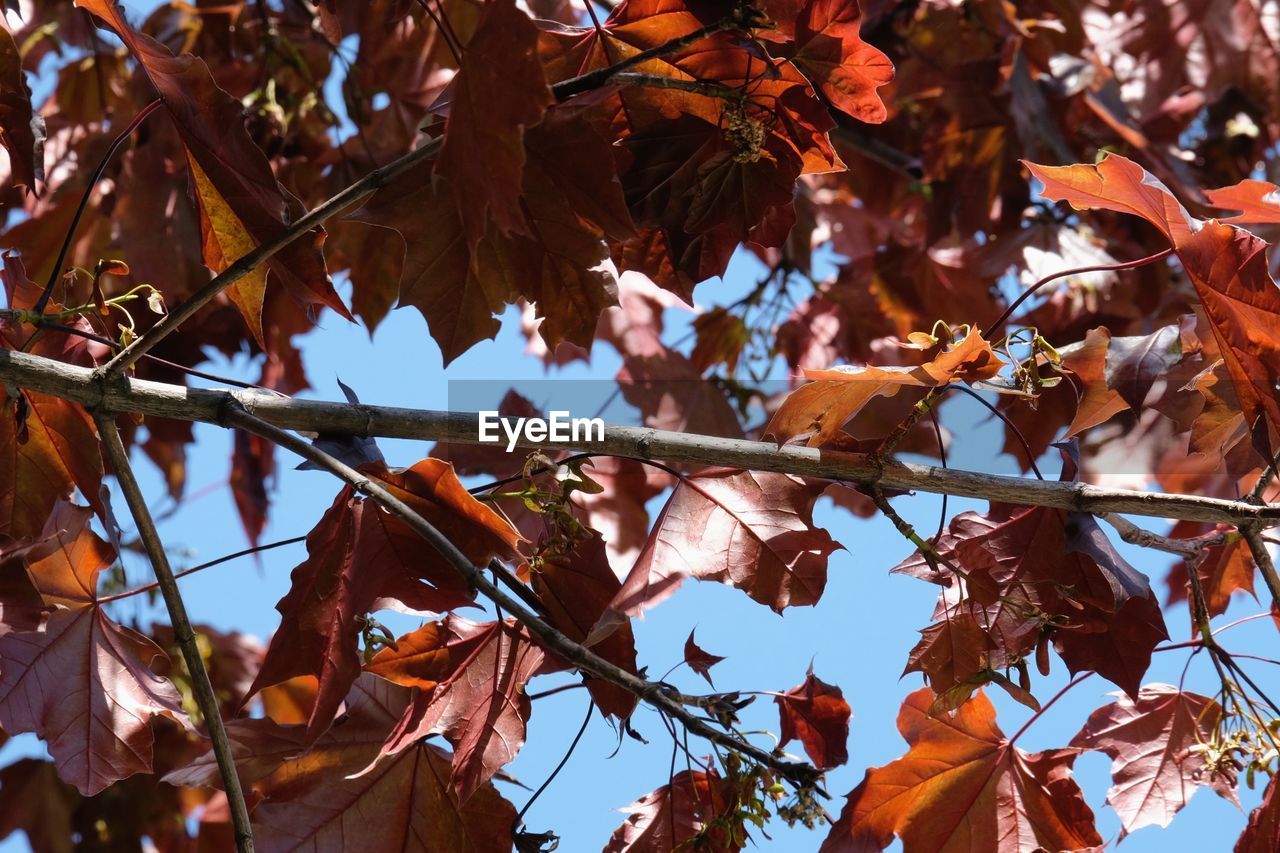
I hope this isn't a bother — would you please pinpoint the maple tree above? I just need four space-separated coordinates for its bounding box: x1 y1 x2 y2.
6 0 1280 850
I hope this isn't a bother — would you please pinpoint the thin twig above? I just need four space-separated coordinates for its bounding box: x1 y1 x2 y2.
28 320 269 391
516 700 593 823
1183 541 1241 716
96 135 443 379
1249 451 1280 503
219 401 821 786
946 384 1044 480
1007 673 1092 746
551 13 749 101
34 100 163 314
1101 513 1227 559
604 73 739 99
97 535 305 604
982 248 1174 338
95 416 255 852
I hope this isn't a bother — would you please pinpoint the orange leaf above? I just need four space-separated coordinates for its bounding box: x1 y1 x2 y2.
793 0 894 123
1176 221 1280 440
1024 153 1196 246
821 689 1101 852
1205 179 1280 224
767 329 1005 446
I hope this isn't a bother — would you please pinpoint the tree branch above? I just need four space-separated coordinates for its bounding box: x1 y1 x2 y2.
95 416 255 852
4 347 1280 526
1100 513 1227 559
95 135 443 380
218 401 821 787
1242 524 1280 612
97 14 759 382
550 12 750 101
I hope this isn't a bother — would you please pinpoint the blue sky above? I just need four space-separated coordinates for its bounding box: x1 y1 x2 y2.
3 1 1277 847
4 244 1277 850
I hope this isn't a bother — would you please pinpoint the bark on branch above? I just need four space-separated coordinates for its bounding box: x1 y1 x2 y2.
2 347 1278 526
218 402 820 786
96 417 255 851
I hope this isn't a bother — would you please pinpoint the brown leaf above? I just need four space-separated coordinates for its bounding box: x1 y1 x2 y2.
0 26 44 191
247 458 520 740
532 531 639 719
75 0 350 343
0 759 79 853
435 0 552 245
605 768 742 853
1071 684 1237 837
1238 774 1280 853
1 259 102 541
1164 521 1255 616
896 504 1166 698
684 628 726 688
171 675 518 851
0 504 187 795
821 688 1101 852
1105 323 1184 412
775 667 851 769
611 469 841 615
229 429 274 547
368 616 546 803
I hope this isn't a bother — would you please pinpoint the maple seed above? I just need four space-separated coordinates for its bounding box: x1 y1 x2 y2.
724 102 766 164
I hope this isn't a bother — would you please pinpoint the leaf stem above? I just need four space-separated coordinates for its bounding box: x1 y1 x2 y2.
34 99 163 314
1008 672 1092 747
516 700 594 824
982 248 1174 339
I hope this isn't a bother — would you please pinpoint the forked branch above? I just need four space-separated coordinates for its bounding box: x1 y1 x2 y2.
219 402 822 787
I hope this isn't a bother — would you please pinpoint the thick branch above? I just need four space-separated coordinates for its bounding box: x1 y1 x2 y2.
4 348 1280 526
96 136 442 379
219 402 820 786
96 417 255 852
